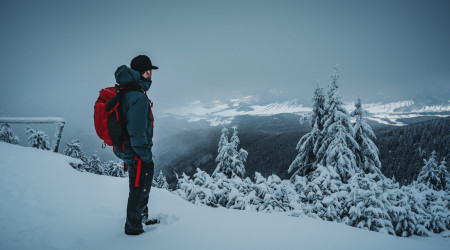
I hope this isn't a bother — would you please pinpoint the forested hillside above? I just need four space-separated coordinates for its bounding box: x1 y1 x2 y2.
376 117 449 185
155 117 449 187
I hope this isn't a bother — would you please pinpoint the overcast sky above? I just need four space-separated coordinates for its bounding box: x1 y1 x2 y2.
0 0 449 130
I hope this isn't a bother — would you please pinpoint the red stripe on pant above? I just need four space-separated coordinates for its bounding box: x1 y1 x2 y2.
134 155 141 187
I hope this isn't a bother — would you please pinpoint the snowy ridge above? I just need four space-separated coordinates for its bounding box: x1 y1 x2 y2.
351 100 450 126
163 99 310 125
0 142 449 250
163 99 450 126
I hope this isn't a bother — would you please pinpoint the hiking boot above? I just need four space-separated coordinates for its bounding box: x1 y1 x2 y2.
125 228 145 235
144 218 160 226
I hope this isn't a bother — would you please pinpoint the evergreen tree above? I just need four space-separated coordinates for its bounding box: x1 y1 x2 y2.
63 139 87 163
289 84 325 177
417 151 447 191
0 122 19 144
103 160 126 177
26 126 51 150
218 127 229 153
342 173 395 234
87 154 104 174
154 170 169 189
229 127 248 174
350 98 382 175
436 159 448 191
317 67 359 182
213 127 248 178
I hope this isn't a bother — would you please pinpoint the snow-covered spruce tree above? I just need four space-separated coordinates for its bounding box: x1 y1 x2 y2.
174 170 218 207
383 181 428 237
296 165 345 221
436 159 449 191
220 174 253 210
341 173 395 234
250 173 297 213
213 127 248 179
26 126 51 150
154 170 169 189
412 181 450 233
0 122 19 144
289 84 326 177
86 154 105 174
174 173 192 201
317 67 359 182
103 160 127 177
375 177 429 237
350 98 382 175
417 151 447 191
63 139 88 163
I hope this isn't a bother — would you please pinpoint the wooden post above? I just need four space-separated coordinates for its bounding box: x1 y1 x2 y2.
52 120 66 153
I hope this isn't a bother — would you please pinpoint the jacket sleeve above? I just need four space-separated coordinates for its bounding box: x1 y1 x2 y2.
126 93 153 163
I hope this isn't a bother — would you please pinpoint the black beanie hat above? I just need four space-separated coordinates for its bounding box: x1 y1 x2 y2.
130 55 158 74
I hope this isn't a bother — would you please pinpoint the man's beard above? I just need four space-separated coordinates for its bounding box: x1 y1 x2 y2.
141 75 152 82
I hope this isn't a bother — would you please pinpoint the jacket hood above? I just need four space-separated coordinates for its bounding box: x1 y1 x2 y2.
114 65 152 91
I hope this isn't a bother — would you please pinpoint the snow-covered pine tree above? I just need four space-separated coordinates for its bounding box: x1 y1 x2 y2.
213 127 248 179
289 84 326 177
342 173 395 234
217 127 229 153
103 160 126 177
174 171 216 206
0 122 19 144
63 139 87 163
385 182 423 237
298 165 344 221
417 151 447 191
154 170 169 189
413 181 450 233
26 126 51 150
436 159 448 191
350 98 382 175
87 154 104 175
317 67 359 182
229 127 248 175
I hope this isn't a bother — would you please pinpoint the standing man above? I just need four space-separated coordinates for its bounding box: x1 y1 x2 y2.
113 55 159 235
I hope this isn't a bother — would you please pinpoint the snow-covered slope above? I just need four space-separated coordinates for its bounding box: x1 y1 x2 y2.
163 99 450 126
0 142 448 250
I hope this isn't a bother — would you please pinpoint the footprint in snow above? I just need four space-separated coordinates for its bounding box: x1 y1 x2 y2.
150 213 180 225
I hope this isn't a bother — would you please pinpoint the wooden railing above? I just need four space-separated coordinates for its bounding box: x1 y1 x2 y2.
0 117 65 152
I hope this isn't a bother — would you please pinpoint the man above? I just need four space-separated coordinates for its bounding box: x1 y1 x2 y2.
113 55 159 235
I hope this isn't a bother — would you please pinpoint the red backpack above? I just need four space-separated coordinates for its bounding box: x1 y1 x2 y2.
94 84 154 186
94 85 143 149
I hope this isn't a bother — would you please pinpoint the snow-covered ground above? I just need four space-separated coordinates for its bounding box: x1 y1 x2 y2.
162 99 450 126
0 142 448 250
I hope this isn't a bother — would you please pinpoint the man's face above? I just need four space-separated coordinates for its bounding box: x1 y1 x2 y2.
142 70 152 82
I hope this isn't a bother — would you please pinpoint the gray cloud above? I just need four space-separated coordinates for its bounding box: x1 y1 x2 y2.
0 0 449 132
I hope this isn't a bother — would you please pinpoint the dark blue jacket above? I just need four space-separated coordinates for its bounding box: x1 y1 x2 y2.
113 65 153 164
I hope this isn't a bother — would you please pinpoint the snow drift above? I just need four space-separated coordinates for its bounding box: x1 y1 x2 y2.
0 142 448 250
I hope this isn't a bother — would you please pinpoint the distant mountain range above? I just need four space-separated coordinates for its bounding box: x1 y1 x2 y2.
161 97 450 126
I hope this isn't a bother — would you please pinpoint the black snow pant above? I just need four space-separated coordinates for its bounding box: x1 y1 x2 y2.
125 160 154 234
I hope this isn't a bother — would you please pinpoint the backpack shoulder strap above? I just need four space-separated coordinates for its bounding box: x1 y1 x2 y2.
115 84 143 93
